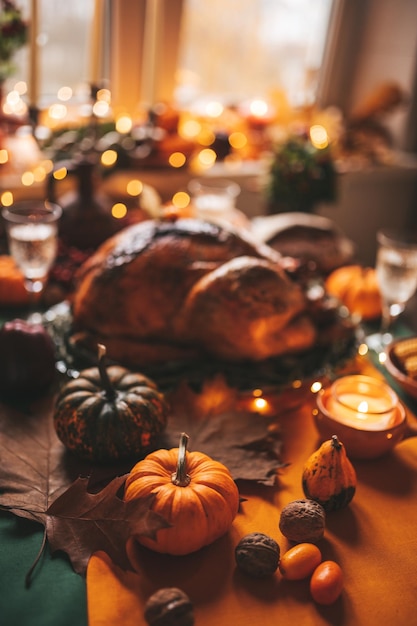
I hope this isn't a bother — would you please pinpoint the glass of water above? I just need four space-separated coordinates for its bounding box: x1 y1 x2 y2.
2 200 62 299
367 228 417 352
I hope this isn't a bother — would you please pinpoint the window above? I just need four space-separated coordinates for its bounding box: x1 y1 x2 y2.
176 0 334 109
3 0 96 106
3 0 334 113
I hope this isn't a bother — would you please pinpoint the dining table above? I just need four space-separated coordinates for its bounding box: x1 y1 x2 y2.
1 320 417 626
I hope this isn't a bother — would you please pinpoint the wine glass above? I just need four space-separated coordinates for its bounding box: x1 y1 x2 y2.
367 228 417 352
2 200 62 309
188 177 241 223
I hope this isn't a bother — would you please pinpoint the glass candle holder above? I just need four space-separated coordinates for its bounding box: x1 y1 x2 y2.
314 375 407 459
328 375 399 431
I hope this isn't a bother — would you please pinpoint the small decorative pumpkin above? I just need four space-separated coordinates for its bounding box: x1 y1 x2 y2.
0 255 33 307
325 264 382 320
124 432 240 556
53 344 168 463
302 435 356 512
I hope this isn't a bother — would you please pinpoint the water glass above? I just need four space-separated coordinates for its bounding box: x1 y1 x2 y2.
2 200 62 296
368 228 417 351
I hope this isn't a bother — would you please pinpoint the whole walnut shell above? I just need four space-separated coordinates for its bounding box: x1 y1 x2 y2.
279 499 326 543
235 532 280 577
144 587 194 626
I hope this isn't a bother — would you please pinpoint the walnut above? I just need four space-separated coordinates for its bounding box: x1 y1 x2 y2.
144 587 194 626
235 532 280 577
279 499 326 543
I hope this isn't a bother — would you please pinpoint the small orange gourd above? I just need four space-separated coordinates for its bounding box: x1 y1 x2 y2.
325 264 382 320
302 435 356 512
124 433 240 556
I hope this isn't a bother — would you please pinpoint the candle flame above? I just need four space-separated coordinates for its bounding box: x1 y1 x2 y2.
357 401 369 414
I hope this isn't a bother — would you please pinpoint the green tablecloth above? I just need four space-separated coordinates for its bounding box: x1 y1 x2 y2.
0 512 87 626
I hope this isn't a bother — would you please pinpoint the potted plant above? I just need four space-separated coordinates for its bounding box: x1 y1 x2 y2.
265 133 336 214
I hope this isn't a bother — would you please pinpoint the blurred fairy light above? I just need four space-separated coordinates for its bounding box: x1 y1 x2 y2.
197 128 215 146
249 99 269 117
13 81 26 95
197 148 216 167
253 397 268 411
168 151 186 168
101 149 118 167
97 89 111 103
1 191 13 206
229 131 247 150
378 351 387 365
126 179 143 196
93 100 110 118
309 124 329 149
310 380 323 394
172 191 190 209
115 115 132 134
0 149 8 164
111 203 127 219
21 171 35 186
179 119 201 139
205 101 224 117
48 103 67 120
4 90 27 116
358 343 369 357
57 86 73 101
53 166 68 181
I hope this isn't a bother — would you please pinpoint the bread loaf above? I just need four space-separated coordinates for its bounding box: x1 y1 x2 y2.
71 218 317 366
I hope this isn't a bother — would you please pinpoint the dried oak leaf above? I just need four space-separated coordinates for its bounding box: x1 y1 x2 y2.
164 379 286 486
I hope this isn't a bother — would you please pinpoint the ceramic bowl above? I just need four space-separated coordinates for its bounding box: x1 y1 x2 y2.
313 385 407 460
385 338 417 401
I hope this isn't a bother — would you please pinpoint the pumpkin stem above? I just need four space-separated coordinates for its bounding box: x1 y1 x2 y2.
331 434 342 450
97 343 116 401
172 432 191 487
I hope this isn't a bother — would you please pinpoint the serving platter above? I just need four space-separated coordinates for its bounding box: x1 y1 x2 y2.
43 300 359 392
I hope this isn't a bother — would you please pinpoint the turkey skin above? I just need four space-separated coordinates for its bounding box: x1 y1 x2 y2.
71 218 317 366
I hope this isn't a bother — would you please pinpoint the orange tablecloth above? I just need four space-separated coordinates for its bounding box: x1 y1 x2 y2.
87 357 417 626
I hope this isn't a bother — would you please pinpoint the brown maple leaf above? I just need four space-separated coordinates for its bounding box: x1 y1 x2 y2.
0 396 76 524
45 475 169 577
164 379 286 486
0 397 168 583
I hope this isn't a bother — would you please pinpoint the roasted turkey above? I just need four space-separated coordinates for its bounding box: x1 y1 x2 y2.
71 218 334 367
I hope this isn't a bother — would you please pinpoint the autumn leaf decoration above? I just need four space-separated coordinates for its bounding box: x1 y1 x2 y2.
0 374 287 584
0 397 168 585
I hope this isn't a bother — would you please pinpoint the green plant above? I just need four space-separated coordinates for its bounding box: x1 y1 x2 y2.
0 0 27 82
266 135 336 213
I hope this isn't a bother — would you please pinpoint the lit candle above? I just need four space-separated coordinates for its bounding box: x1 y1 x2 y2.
141 0 163 108
90 0 104 85
245 99 274 130
323 375 399 431
29 0 39 108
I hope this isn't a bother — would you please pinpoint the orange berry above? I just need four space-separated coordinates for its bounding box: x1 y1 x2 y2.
310 560 344 605
279 543 322 580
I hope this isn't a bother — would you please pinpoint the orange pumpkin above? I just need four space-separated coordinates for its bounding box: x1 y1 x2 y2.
124 433 240 556
0 255 32 307
325 264 382 320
